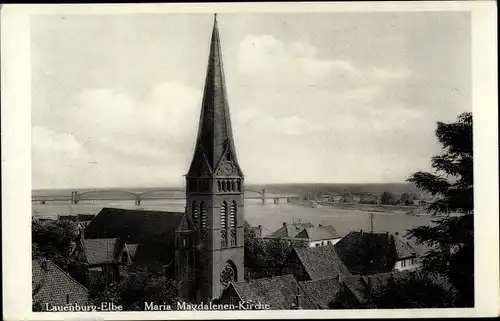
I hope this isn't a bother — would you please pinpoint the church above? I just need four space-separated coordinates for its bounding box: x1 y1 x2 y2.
77 14 245 303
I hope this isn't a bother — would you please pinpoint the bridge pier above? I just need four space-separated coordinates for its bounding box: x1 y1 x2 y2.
135 196 141 206
261 189 266 205
71 191 79 204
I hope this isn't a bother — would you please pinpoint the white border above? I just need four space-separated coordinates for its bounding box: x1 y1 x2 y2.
1 2 498 319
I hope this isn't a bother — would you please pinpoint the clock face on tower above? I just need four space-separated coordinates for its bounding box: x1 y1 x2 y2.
220 162 234 176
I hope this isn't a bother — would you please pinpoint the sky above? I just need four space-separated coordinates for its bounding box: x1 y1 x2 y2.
30 12 471 189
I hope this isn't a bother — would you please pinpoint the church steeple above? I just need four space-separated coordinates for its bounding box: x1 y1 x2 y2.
187 14 242 178
178 14 245 303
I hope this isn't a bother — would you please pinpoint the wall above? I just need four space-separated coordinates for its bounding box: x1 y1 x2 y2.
393 257 421 271
308 238 341 247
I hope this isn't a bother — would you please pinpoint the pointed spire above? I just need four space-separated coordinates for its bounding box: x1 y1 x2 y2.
187 14 242 177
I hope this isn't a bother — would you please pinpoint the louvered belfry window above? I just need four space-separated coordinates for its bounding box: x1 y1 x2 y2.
192 200 199 227
221 202 228 247
200 201 207 229
229 201 237 246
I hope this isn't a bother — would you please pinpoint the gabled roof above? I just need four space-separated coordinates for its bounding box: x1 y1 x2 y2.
295 225 341 241
126 243 139 259
231 274 315 309
299 277 344 309
82 238 121 265
341 275 374 307
84 208 184 265
394 235 418 259
268 222 314 239
32 259 88 305
334 231 406 275
293 245 350 280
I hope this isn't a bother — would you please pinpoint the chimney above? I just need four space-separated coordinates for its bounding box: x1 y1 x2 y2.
41 259 48 271
294 287 303 309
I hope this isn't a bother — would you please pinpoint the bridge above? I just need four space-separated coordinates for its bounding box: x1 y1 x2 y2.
32 188 299 206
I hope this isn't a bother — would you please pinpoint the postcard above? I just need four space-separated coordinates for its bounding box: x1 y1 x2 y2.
1 2 498 320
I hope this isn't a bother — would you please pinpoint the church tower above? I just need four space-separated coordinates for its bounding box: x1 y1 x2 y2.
176 14 245 303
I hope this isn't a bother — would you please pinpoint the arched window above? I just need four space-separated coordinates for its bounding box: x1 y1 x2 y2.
220 201 228 229
192 201 199 227
200 202 207 229
229 201 237 229
218 181 222 192
231 180 236 191
237 180 241 191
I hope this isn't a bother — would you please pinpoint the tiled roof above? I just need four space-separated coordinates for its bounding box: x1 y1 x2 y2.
334 231 414 275
32 259 88 307
299 277 344 309
268 222 314 239
361 270 412 294
126 243 139 259
293 245 350 280
84 208 183 266
231 274 315 309
394 235 418 259
341 275 374 306
296 225 341 241
82 238 120 265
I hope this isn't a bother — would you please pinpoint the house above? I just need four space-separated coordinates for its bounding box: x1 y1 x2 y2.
335 231 421 274
218 273 384 310
80 207 184 277
296 224 342 247
32 259 89 311
299 276 361 309
281 245 351 281
71 236 139 287
218 274 316 309
265 222 342 247
281 231 420 282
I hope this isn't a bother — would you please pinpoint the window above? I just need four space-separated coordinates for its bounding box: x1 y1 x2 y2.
66 294 70 304
221 230 228 248
122 251 129 263
229 201 237 228
221 201 227 229
401 260 406 267
218 181 222 192
192 201 199 227
200 202 207 228
321 241 325 246
230 229 237 246
237 180 241 191
231 180 236 191
182 238 187 248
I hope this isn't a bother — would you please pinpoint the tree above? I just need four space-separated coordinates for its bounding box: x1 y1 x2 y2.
32 219 79 269
244 222 292 279
399 192 414 206
405 112 473 307
370 272 455 308
380 191 395 205
90 269 180 311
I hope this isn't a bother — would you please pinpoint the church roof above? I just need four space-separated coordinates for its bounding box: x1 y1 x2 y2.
81 238 121 265
230 274 315 309
187 14 242 177
293 245 351 280
83 207 184 266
